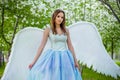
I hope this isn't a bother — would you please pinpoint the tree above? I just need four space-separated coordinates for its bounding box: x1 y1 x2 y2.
0 0 120 62
99 0 120 23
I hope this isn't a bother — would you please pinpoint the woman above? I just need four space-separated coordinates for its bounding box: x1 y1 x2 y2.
28 9 82 80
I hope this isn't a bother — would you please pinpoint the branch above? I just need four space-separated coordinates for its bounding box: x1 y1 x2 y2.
99 0 120 23
10 0 20 46
1 0 11 46
116 0 120 10
8 16 19 57
11 16 19 45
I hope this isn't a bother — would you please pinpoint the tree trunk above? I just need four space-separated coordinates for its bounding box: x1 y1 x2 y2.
3 53 5 66
1 0 20 58
83 0 86 20
111 38 114 59
90 0 92 21
1 0 11 45
8 16 19 57
0 51 2 66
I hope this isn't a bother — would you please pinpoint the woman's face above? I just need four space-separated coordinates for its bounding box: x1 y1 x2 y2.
55 12 64 25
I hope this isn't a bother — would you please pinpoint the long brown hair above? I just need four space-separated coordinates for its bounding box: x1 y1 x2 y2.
50 9 66 34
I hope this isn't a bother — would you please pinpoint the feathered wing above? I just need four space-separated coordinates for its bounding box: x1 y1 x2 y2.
1 22 120 80
1 27 50 80
68 21 120 79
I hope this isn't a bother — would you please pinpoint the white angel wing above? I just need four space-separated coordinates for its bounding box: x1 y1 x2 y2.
1 27 50 80
68 21 120 79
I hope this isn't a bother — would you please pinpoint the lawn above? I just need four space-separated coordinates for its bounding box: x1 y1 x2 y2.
0 65 120 80
82 65 120 80
0 65 5 79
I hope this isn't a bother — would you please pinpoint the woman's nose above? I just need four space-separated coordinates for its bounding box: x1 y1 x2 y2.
59 17 62 20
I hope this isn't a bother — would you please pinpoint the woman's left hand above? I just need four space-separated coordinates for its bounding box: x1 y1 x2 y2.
75 61 79 68
75 61 81 72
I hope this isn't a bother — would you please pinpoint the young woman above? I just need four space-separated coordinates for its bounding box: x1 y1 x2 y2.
27 9 82 80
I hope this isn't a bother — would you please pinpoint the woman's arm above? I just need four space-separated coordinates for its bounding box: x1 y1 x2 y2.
66 29 79 67
29 28 50 69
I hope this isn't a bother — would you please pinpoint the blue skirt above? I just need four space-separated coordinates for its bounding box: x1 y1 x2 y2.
27 49 82 80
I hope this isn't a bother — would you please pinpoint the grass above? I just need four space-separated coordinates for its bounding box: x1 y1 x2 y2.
82 65 120 80
0 65 5 79
115 60 120 66
0 64 120 80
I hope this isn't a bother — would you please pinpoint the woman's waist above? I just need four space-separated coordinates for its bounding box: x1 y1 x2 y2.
51 44 67 50
50 46 68 51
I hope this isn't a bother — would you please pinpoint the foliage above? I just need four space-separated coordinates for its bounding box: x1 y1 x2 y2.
0 0 120 58
0 65 5 78
115 60 120 66
82 65 120 80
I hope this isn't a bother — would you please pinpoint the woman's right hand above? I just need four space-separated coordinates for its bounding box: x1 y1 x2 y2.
28 63 34 69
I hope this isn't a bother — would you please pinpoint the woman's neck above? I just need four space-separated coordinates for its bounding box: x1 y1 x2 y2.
55 24 60 28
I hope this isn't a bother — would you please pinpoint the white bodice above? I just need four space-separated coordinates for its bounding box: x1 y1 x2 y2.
49 32 68 50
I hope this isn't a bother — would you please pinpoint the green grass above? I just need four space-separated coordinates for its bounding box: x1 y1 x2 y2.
82 66 120 80
0 65 5 78
115 60 120 66
0 64 120 80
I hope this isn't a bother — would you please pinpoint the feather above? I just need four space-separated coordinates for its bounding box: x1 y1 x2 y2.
1 21 120 80
1 27 50 80
68 21 120 79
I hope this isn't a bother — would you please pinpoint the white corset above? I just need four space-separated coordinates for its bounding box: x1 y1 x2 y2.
49 32 68 50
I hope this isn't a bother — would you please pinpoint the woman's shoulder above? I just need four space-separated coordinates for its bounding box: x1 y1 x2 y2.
65 27 69 34
44 27 51 35
45 25 52 31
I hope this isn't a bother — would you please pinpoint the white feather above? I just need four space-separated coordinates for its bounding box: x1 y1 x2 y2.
1 21 120 80
1 27 50 80
68 21 120 79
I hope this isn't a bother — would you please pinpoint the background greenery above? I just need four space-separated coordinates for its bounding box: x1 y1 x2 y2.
0 0 120 80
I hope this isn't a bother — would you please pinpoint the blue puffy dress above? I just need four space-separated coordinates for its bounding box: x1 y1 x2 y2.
27 31 82 80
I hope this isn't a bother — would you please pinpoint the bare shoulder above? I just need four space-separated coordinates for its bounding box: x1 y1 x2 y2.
44 27 50 32
44 27 50 35
65 28 70 35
